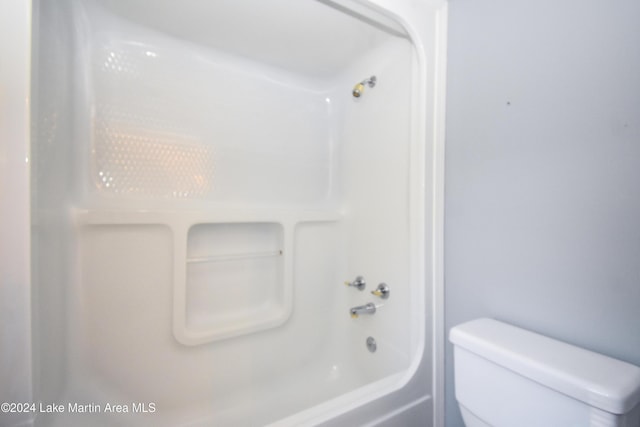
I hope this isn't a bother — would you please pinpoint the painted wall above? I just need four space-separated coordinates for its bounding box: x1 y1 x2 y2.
445 0 640 426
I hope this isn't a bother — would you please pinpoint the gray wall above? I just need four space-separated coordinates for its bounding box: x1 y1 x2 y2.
444 0 640 425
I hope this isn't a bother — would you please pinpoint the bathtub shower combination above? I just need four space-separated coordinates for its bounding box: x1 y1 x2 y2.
28 0 433 426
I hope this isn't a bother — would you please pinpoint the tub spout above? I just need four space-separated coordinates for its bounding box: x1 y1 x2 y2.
350 302 377 318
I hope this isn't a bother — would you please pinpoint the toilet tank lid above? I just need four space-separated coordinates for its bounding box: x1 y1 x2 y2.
449 318 640 415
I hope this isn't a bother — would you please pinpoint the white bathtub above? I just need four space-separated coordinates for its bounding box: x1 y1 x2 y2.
0 0 447 426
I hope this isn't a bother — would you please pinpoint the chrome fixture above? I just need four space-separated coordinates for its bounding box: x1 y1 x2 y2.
350 302 377 318
371 283 390 299
352 75 376 98
366 337 377 353
345 275 366 291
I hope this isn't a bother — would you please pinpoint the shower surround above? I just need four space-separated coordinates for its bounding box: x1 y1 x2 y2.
1 0 447 425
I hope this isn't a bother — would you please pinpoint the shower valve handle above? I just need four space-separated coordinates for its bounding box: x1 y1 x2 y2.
344 276 366 291
371 283 390 299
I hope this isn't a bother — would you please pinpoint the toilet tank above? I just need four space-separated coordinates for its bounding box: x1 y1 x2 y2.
449 318 640 427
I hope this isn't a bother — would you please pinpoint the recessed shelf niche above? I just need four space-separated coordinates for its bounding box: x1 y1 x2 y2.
185 222 285 340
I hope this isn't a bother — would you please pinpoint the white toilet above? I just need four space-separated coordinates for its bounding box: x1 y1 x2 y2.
450 318 640 427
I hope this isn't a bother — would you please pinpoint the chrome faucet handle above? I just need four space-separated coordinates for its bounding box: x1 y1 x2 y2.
371 283 390 299
344 276 366 291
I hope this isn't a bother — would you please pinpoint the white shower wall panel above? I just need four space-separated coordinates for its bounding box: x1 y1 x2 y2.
85 8 333 206
331 35 416 359
26 0 429 426
42 221 368 427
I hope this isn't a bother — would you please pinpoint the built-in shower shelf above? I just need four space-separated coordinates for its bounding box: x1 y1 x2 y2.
186 250 283 264
74 207 342 226
73 207 342 345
